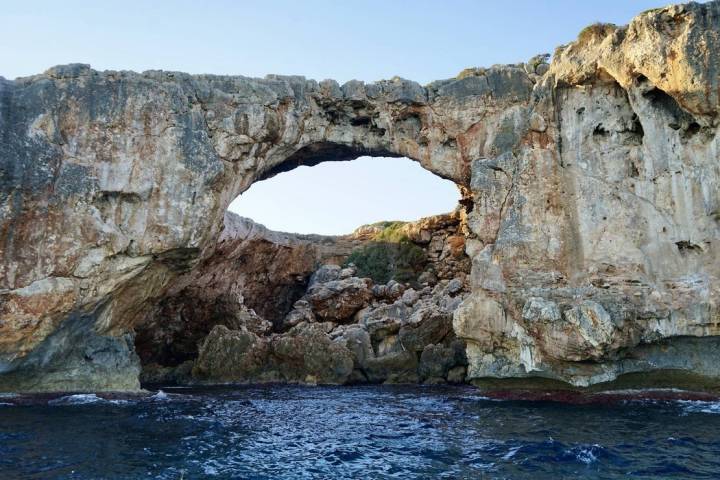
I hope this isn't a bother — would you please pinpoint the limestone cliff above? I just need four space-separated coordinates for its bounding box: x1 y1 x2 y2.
0 1 719 391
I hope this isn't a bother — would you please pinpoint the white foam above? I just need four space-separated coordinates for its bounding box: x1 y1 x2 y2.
567 444 601 464
576 448 598 464
678 400 720 414
502 446 521 460
48 394 103 405
202 464 220 476
151 389 169 401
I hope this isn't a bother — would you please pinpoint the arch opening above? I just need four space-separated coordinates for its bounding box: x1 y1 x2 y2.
230 155 461 235
135 152 473 383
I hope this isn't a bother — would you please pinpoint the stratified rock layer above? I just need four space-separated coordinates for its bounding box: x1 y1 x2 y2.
1 1 719 391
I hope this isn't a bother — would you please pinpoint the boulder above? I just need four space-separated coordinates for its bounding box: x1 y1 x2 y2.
282 299 316 330
357 302 409 343
269 323 354 384
399 307 453 352
333 325 374 367
193 323 354 384
307 277 373 322
363 351 419 384
372 280 405 301
309 264 342 286
193 326 267 381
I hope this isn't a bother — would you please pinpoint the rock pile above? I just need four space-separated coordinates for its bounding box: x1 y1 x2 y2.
142 213 471 386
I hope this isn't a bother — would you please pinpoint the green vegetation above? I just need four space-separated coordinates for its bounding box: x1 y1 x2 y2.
577 22 617 43
345 222 427 284
371 221 408 243
345 240 426 285
456 67 487 80
640 7 663 16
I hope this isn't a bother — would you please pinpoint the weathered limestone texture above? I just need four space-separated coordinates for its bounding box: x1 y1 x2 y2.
1 1 719 391
139 210 471 386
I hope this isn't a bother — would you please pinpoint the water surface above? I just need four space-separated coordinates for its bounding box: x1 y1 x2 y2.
1 385 719 479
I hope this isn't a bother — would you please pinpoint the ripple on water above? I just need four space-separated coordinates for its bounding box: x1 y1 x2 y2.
678 400 720 415
0 385 718 479
48 394 104 405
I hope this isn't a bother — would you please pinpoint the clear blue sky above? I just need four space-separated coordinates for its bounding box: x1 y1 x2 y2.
2 1 675 234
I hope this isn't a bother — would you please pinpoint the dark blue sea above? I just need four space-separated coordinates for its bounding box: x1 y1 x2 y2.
1 385 719 479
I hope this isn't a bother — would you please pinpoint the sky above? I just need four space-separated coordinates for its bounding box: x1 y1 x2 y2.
2 0 679 234
229 158 460 235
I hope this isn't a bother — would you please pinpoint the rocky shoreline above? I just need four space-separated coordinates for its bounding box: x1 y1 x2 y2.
1 1 719 393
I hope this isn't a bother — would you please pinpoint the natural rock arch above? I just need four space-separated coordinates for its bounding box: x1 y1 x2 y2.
1 1 719 391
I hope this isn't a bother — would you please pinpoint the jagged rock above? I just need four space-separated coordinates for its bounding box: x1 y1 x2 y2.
193 323 354 384
2 2 720 391
268 322 354 384
333 325 374 367
310 265 343 286
417 271 438 285
363 351 419 384
357 302 409 344
522 298 622 362
376 335 402 357
399 307 453 352
372 280 405 301
282 299 316 330
339 266 356 279
445 278 464 295
401 288 420 306
236 307 273 336
559 301 617 361
193 326 267 381
306 277 373 322
522 297 561 323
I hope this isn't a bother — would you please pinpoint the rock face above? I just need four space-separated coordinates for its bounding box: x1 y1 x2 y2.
192 323 355 385
133 212 354 367
1 2 720 391
139 210 471 386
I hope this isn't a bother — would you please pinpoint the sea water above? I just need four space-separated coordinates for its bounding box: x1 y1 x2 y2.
0 385 719 479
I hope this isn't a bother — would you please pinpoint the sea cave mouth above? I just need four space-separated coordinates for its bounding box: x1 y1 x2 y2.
134 154 473 386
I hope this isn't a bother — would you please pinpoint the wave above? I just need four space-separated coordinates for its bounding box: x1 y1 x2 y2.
48 394 104 405
47 394 131 406
678 400 720 414
151 389 169 401
566 444 603 465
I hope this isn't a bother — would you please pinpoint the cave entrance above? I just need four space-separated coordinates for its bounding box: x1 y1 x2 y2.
136 152 471 378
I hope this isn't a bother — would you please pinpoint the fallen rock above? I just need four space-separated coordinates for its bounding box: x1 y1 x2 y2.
193 323 354 384
282 299 316 330
363 351 419 384
399 307 453 352
307 277 373 322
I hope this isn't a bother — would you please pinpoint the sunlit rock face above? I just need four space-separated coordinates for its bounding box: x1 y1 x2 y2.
1 1 719 391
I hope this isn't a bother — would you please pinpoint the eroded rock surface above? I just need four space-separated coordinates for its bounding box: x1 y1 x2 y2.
1 1 720 391
139 211 471 386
